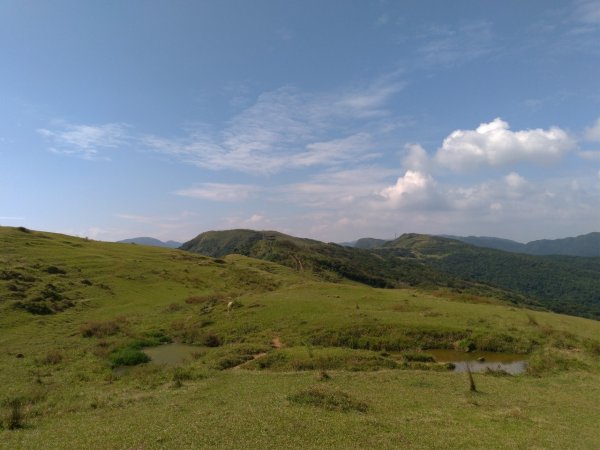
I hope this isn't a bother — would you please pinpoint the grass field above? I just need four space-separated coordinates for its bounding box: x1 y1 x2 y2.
2 226 600 448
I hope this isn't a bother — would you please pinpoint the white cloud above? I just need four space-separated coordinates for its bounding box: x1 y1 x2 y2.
175 183 260 202
292 133 377 167
504 172 527 189
584 117 600 141
435 118 574 171
378 170 432 203
143 78 404 174
578 150 600 160
402 143 429 171
282 166 396 208
38 123 129 159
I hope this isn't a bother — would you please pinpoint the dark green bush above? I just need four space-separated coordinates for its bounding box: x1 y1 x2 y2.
403 352 435 363
109 347 150 367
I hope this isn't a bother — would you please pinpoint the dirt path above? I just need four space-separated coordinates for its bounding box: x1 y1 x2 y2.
231 336 283 370
271 336 282 349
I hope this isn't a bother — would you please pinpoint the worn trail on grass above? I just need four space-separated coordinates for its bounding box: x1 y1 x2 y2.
231 336 282 370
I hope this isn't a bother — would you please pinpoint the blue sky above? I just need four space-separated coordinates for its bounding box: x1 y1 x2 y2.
1 0 599 243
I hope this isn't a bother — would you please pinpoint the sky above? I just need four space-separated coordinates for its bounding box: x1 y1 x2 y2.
1 0 600 243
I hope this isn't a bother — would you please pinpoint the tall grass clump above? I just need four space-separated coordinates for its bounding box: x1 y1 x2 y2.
4 398 25 430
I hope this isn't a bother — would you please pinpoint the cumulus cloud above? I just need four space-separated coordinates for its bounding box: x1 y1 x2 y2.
175 183 260 202
38 123 129 159
584 117 600 141
402 143 430 171
435 118 574 171
378 170 432 203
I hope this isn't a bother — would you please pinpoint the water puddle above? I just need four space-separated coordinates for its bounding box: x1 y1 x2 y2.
142 343 201 366
427 349 527 375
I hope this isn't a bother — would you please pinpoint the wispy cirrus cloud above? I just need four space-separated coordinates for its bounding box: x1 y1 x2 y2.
143 78 404 174
175 183 261 202
37 122 130 159
573 0 600 25
416 21 495 68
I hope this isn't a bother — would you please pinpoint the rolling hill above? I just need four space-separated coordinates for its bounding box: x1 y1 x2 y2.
182 229 600 320
180 229 526 302
379 234 600 319
2 226 600 448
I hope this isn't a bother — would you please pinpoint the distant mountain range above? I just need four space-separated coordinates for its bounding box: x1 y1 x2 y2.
182 229 600 320
342 232 600 258
444 233 600 257
117 237 182 248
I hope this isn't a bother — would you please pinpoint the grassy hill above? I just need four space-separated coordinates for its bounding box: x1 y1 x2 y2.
2 226 600 448
182 229 600 319
380 234 600 320
181 229 530 304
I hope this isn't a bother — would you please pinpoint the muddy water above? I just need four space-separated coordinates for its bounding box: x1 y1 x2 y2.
143 343 201 366
427 349 527 375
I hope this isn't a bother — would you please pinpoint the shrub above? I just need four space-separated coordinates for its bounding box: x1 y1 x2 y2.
203 332 222 347
80 319 123 338
288 387 368 412
403 352 435 363
43 349 64 365
456 339 476 352
45 266 66 275
109 347 150 367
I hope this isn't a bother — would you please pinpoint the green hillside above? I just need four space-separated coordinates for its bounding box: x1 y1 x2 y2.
183 229 600 319
2 226 600 448
380 234 600 319
181 229 528 303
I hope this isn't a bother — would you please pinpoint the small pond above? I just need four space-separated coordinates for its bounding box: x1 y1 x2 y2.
427 349 527 375
143 343 201 366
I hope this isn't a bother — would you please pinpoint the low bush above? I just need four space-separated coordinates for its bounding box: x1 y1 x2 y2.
80 320 123 338
43 349 64 365
109 347 150 367
403 352 435 363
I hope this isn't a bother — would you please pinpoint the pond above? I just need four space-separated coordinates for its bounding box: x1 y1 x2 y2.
427 349 527 375
142 343 201 366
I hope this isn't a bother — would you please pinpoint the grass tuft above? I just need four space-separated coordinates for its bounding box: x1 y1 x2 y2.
288 387 368 412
